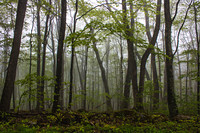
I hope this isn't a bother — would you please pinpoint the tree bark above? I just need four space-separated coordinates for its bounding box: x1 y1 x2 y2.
164 0 179 118
119 35 124 110
82 46 88 110
0 0 27 112
91 28 113 111
177 50 182 101
194 3 200 114
50 23 56 106
151 49 159 110
52 0 66 113
138 0 161 110
68 0 78 109
36 0 42 112
41 1 50 110
136 51 151 81
121 0 138 110
185 53 189 103
28 11 35 111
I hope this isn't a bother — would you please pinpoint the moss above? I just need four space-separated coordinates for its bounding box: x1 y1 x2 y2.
0 110 200 132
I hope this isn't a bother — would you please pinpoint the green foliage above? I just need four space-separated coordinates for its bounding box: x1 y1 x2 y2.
16 73 56 89
14 73 56 111
1 110 200 132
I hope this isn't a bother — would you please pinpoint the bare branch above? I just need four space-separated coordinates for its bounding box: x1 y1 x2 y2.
172 0 181 22
173 0 192 56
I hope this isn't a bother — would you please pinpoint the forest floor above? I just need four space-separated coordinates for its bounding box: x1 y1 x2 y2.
0 109 199 132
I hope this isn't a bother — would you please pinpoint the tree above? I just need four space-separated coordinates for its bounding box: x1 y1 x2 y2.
36 0 42 112
90 27 113 111
41 0 51 111
164 0 179 118
0 0 28 112
139 0 161 110
121 0 138 110
193 2 200 114
52 0 66 113
28 6 35 111
68 0 78 110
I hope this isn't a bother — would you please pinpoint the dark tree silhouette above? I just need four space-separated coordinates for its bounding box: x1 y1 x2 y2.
52 0 66 113
0 0 28 112
164 0 179 118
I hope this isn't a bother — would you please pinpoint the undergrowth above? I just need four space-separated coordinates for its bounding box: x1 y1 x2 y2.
0 110 199 132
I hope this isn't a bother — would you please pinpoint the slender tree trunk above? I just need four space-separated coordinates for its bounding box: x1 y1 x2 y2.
177 50 182 101
157 43 162 101
91 29 113 111
164 0 179 118
41 2 50 110
121 0 138 110
60 53 65 109
151 49 159 110
50 23 56 107
105 0 139 109
0 0 27 112
68 0 78 109
75 54 84 109
122 46 132 109
185 53 189 103
82 46 88 110
106 38 110 83
52 0 66 113
36 0 42 112
119 35 124 110
138 0 161 111
136 51 151 81
28 12 35 111
194 3 200 114
161 28 167 104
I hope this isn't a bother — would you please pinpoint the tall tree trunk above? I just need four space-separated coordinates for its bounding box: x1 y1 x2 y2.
28 11 35 111
164 0 179 118
68 0 78 109
75 45 88 110
177 50 182 102
91 28 113 111
83 46 88 110
105 0 140 109
36 0 42 112
75 54 84 109
50 23 56 107
106 38 110 83
185 53 189 103
122 43 133 109
161 28 167 104
151 50 159 110
119 35 124 110
138 0 161 111
121 0 138 110
0 0 27 112
59 53 65 109
41 1 50 110
194 3 200 114
79 46 89 110
157 43 162 101
52 0 66 113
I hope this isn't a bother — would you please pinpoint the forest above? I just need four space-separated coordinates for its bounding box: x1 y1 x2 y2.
0 0 200 132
